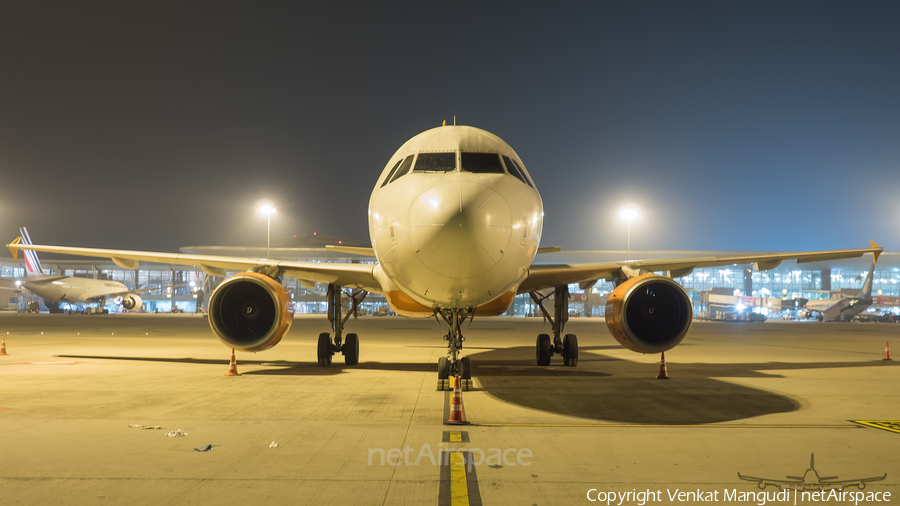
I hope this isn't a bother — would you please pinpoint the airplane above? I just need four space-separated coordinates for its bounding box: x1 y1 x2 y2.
738 453 886 491
6 125 884 379
2 227 153 313
799 255 878 321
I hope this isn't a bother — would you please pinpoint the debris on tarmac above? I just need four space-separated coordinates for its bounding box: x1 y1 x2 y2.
194 444 214 452
128 424 162 430
166 429 188 437
269 441 280 448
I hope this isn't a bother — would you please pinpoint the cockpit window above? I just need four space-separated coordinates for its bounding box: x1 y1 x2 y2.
413 152 456 172
388 155 415 184
461 152 504 173
380 158 404 187
503 155 533 187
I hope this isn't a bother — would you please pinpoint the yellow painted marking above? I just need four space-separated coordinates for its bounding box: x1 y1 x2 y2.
450 451 469 506
853 421 900 434
449 432 462 442
472 423 860 428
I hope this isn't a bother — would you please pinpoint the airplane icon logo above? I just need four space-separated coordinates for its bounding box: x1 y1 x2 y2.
738 454 886 491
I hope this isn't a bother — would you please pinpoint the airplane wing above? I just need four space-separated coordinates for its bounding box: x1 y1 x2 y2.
7 244 383 293
821 474 887 486
518 243 883 294
736 473 793 485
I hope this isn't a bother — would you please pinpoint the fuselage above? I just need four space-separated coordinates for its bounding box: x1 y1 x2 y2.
368 126 543 316
24 277 127 305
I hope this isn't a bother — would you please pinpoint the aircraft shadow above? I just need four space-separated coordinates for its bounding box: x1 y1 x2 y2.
465 346 898 424
56 354 438 375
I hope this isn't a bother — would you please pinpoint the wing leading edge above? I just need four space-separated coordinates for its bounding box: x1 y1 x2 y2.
518 243 884 294
6 244 382 293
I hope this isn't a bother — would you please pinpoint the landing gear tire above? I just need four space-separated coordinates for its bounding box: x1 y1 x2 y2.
343 333 359 366
438 357 450 379
317 332 332 366
536 334 551 366
563 334 578 367
460 356 472 379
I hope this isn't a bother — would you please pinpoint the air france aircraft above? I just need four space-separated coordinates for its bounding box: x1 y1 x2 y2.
4 227 148 312
7 125 883 379
799 253 879 321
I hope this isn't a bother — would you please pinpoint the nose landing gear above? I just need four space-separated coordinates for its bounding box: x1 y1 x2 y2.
436 308 473 390
530 285 579 366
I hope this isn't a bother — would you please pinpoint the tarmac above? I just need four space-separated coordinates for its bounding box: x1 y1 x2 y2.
1 312 898 505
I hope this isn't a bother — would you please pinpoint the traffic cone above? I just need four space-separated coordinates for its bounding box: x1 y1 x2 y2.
225 348 241 376
0 336 7 356
656 352 669 379
446 374 468 425
885 342 892 361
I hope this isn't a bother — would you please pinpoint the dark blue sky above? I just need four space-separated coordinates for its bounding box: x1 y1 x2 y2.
1 1 898 254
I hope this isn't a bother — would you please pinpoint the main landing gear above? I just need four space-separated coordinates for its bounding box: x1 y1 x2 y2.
317 284 367 366
529 285 579 367
435 308 473 387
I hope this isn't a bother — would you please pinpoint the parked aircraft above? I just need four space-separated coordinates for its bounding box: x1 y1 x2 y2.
3 227 151 312
7 125 883 378
800 254 879 321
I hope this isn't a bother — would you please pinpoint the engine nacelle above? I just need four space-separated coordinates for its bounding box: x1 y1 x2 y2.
121 294 142 311
605 274 693 353
208 272 294 352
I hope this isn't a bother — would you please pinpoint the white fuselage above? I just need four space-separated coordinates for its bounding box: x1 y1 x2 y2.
24 277 127 305
368 126 542 314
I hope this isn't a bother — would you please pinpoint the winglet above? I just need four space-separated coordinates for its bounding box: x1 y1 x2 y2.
869 241 882 263
7 236 21 261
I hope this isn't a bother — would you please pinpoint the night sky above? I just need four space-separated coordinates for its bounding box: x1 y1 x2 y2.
1 2 898 255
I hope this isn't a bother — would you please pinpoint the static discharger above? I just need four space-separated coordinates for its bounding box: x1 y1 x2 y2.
225 348 241 376
885 342 893 361
656 351 669 379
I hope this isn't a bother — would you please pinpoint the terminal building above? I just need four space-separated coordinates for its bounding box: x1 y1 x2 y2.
2 243 898 317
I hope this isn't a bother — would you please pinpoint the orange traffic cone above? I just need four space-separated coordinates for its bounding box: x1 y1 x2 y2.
225 348 241 376
656 352 669 379
885 342 893 361
446 374 468 425
0 336 7 356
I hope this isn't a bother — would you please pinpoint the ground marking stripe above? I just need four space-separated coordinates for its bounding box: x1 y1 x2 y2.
450 451 469 506
439 451 482 506
852 420 900 434
471 423 860 428
442 431 470 442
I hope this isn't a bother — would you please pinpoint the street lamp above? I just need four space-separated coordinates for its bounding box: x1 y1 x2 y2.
618 206 639 261
259 204 276 258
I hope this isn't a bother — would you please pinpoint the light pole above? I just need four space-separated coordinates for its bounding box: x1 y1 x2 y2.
618 206 639 261
259 204 276 258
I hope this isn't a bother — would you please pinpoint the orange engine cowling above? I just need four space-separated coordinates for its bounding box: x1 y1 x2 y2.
208 272 294 352
605 274 693 353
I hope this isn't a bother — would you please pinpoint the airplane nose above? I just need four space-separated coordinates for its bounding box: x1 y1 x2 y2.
408 181 511 278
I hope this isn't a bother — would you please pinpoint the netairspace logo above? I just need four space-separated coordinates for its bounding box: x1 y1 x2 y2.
585 488 892 505
368 443 532 469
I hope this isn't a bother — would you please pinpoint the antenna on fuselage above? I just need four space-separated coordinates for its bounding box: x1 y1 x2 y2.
454 115 456 125
442 120 446 126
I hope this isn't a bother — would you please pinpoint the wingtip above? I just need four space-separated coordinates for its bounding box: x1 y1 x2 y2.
869 241 882 263
7 236 21 261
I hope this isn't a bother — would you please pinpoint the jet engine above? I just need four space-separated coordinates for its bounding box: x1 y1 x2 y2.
121 294 142 311
208 272 294 352
605 274 693 353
